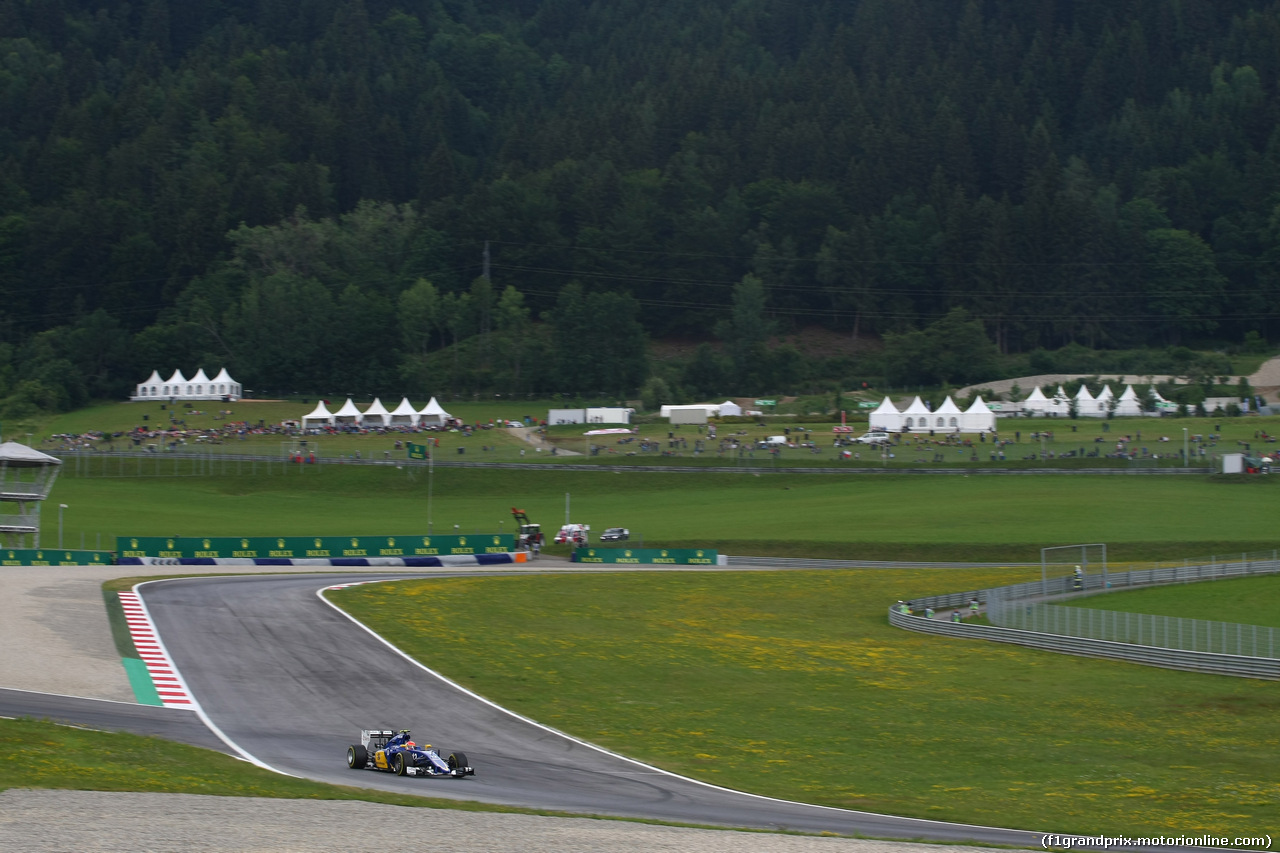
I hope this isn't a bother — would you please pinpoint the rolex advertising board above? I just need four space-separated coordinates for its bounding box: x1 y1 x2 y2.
572 547 717 565
117 534 515 559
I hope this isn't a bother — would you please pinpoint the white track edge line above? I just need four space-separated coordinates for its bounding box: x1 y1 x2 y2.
132 580 297 777
316 577 1036 838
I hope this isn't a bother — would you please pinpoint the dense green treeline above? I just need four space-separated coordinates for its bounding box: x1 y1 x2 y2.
3 0 1280 407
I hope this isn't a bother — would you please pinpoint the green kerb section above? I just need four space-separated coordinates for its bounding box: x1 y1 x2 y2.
122 658 162 706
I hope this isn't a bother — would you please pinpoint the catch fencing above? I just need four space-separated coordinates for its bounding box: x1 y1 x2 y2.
892 550 1280 679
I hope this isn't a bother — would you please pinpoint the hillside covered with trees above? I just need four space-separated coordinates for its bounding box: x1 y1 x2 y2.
3 0 1280 410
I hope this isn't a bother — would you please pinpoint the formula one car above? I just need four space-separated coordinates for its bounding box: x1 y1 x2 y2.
345 729 474 778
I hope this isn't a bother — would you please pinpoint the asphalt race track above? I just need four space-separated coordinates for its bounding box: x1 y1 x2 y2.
117 571 1039 845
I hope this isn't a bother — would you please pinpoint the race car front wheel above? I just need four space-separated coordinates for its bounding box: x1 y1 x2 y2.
392 753 409 776
448 752 470 776
347 744 367 770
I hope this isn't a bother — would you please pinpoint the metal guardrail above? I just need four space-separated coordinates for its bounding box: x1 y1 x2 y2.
725 556 1039 569
893 555 1280 679
888 608 1280 679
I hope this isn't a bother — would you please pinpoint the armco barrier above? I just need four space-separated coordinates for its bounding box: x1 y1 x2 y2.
888 607 1280 679
1 548 113 566
892 555 1280 679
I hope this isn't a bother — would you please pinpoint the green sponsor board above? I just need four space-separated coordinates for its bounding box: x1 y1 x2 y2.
574 547 718 565
116 534 515 559
406 442 429 459
1 549 113 566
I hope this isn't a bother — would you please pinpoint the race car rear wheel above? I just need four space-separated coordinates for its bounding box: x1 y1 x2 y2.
347 744 367 770
392 752 408 776
448 752 469 776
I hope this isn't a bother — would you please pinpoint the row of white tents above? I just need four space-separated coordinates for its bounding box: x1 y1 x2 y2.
1018 384 1167 417
301 397 454 428
869 396 997 433
869 384 1169 432
132 369 242 400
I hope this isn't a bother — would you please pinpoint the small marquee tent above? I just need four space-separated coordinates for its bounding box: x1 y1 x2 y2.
1113 385 1143 417
900 397 932 431
718 400 743 417
210 368 241 398
962 397 997 432
868 397 902 432
389 398 420 426
1048 386 1071 417
362 397 391 427
1021 386 1049 416
418 397 453 426
301 400 335 428
932 396 964 431
332 398 364 425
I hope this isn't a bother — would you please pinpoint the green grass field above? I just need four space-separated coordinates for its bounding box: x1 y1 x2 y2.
1065 574 1280 628
43 464 1280 562
330 569 1280 837
14 399 1280 471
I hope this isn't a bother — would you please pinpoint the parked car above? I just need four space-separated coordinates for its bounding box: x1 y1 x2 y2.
851 431 892 445
600 527 629 541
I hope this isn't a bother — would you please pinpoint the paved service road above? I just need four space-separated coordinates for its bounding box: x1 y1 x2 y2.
137 572 1041 845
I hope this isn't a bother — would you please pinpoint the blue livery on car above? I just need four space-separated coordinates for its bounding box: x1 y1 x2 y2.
346 729 474 778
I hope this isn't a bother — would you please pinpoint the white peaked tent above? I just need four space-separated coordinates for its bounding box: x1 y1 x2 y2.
301 400 334 428
133 370 163 399
1095 385 1115 417
962 397 997 432
718 400 743 417
389 398 420 426
418 397 453 426
1113 385 1143 416
1074 384 1097 417
932 396 964 431
362 397 391 427
188 368 211 397
210 368 241 398
900 397 932 431
868 397 902 432
1022 386 1049 416
332 398 364 425
1048 386 1071 417
164 369 187 398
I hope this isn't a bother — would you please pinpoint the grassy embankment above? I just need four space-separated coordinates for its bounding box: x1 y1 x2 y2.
45 462 1280 563
25 399 1280 470
331 570 1280 838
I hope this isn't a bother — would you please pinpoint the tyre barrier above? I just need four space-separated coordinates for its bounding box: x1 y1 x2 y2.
118 552 528 568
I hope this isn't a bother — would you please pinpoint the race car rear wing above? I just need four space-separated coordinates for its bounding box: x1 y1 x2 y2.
361 729 395 748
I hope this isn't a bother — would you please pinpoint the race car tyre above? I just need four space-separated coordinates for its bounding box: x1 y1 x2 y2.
448 752 469 776
347 744 367 770
392 752 408 776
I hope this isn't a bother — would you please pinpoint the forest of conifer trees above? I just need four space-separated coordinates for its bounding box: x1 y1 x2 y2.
2 0 1280 409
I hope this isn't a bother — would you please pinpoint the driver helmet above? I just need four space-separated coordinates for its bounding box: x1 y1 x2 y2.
405 742 415 748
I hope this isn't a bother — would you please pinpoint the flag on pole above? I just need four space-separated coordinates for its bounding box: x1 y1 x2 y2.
407 442 428 459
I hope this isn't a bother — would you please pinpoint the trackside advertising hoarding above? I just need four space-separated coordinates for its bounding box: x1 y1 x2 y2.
117 534 515 559
1 549 113 566
572 547 717 565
